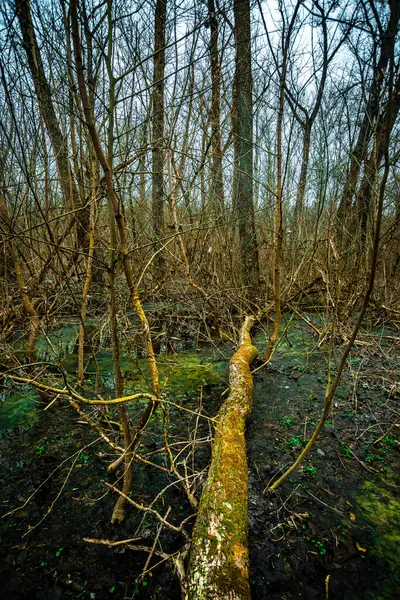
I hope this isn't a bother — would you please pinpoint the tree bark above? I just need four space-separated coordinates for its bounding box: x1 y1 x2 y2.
292 120 311 238
152 0 167 276
337 0 400 233
71 0 161 523
16 0 86 248
233 0 259 289
185 316 258 600
355 73 400 249
0 194 39 362
208 0 224 217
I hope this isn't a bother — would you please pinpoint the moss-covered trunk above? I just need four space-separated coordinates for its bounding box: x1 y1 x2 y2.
185 316 258 600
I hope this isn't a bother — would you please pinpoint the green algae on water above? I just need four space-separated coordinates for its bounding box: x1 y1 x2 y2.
0 388 41 431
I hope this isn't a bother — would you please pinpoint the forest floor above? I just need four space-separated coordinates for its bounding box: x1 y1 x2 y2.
0 315 399 599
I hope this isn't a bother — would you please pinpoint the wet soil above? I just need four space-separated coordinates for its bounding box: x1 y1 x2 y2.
247 324 400 600
0 391 210 600
0 318 399 599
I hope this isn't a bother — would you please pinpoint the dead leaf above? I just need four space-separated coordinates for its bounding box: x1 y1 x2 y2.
356 542 367 553
349 512 356 521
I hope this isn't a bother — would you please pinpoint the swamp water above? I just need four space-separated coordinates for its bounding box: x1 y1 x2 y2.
1 318 399 598
0 322 229 431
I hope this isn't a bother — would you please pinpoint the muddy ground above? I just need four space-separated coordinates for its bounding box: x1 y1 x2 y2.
0 318 399 599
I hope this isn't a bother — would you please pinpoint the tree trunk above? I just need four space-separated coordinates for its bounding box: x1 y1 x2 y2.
71 0 160 523
263 1 301 363
77 163 95 383
138 120 148 237
355 73 400 250
208 0 224 217
152 0 167 277
233 0 259 289
16 0 85 248
337 0 400 234
0 194 39 362
292 120 311 239
185 316 258 600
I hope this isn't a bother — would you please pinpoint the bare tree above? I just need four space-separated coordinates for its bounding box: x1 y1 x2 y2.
152 0 167 278
16 0 87 251
208 0 224 216
337 0 400 242
233 0 259 291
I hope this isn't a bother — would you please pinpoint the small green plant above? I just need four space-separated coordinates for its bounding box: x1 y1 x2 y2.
34 445 45 456
302 465 317 477
286 435 305 448
361 436 399 466
340 444 352 458
306 537 327 555
315 540 327 555
34 437 56 456
365 452 384 464
81 455 89 465
349 358 361 365
382 435 398 448
55 547 63 557
282 418 292 427
362 442 389 464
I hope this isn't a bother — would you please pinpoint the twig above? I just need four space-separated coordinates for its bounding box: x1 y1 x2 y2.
303 488 344 516
373 423 399 445
103 481 192 539
140 507 171 582
325 574 331 600
83 536 141 547
347 447 379 473
160 396 217 424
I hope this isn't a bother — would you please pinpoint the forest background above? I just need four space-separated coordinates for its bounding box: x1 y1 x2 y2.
0 0 399 598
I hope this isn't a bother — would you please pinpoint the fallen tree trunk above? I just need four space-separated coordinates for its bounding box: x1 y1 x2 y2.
185 316 258 600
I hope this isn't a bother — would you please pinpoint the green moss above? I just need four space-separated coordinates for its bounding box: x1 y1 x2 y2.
186 332 256 599
67 350 227 399
355 479 400 571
